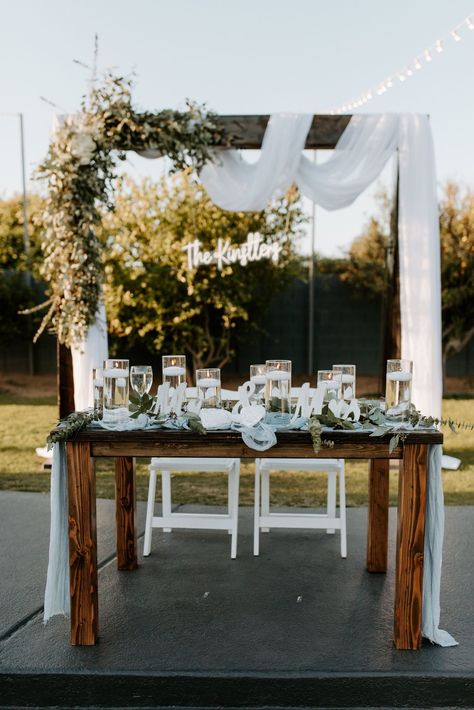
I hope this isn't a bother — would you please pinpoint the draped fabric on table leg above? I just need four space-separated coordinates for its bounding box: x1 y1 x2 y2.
423 444 457 646
44 443 70 621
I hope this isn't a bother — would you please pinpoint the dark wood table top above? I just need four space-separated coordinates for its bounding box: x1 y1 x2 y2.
58 426 443 460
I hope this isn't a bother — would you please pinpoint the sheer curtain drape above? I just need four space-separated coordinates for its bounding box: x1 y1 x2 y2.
200 112 441 419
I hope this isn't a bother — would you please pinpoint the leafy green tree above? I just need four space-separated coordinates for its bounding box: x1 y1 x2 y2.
439 182 474 371
339 182 474 377
0 194 46 343
0 193 44 276
101 174 305 370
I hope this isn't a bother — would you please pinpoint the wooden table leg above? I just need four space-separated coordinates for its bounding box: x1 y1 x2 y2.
394 444 427 650
115 457 138 570
367 459 390 572
66 441 98 645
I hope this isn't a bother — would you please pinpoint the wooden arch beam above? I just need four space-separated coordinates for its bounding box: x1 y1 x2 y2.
214 115 351 150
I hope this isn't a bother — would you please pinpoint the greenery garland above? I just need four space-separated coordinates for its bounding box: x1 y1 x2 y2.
308 400 474 454
35 72 229 346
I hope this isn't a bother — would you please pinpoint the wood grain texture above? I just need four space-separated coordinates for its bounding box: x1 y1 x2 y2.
115 457 138 570
367 459 390 573
213 115 352 149
66 441 98 645
90 439 406 460
49 427 442 460
394 444 428 650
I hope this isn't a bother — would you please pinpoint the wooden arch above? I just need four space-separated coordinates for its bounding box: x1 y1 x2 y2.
59 114 400 415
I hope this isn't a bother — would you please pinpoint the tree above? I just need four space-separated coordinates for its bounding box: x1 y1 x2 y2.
439 182 474 373
100 173 305 370
339 182 474 379
0 194 46 343
0 193 44 276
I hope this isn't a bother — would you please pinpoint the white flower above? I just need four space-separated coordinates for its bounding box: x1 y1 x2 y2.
69 132 96 165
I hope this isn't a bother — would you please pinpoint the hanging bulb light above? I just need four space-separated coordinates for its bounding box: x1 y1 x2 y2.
424 49 432 62
414 57 422 69
398 73 406 82
451 29 461 42
435 39 443 52
406 67 413 76
387 77 393 87
466 16 474 30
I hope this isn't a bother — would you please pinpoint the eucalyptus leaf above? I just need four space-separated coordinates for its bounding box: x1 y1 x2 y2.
369 425 389 437
389 434 400 454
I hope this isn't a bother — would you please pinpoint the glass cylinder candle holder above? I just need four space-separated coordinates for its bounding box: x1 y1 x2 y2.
130 365 153 397
196 368 221 408
250 364 266 404
103 358 130 424
162 355 187 390
385 358 413 421
265 360 292 415
332 364 356 400
317 369 341 402
92 367 104 419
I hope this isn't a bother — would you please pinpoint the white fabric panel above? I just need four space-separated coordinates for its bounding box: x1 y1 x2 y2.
422 444 457 646
296 113 399 210
398 115 442 419
200 114 313 211
71 302 109 411
43 443 69 621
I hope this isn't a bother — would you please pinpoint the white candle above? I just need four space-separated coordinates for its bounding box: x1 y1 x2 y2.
197 377 220 388
341 374 354 384
266 370 290 381
251 375 266 385
322 379 339 389
163 366 186 376
387 371 412 382
103 367 129 377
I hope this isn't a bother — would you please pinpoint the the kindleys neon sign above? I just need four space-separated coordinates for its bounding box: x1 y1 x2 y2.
182 233 283 270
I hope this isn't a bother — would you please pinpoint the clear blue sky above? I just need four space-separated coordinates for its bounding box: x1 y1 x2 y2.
1 0 473 255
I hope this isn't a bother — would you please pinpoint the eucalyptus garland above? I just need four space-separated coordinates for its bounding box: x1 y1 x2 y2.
308 400 474 454
35 72 229 346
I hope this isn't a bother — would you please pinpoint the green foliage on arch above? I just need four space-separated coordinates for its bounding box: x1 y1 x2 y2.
36 72 229 346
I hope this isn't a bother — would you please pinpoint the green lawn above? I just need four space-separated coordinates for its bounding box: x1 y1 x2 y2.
0 394 472 506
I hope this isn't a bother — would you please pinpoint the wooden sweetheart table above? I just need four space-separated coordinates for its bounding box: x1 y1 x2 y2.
60 426 443 649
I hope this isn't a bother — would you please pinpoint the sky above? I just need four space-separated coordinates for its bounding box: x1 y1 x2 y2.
1 0 473 256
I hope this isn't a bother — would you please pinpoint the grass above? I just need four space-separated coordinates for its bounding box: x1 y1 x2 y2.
0 395 472 506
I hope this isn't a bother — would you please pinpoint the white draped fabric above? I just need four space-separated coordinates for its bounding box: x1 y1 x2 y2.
70 302 108 411
200 112 442 419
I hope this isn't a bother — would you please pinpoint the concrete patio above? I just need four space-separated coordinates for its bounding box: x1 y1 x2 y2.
0 491 473 708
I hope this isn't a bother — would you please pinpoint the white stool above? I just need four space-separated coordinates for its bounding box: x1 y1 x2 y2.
143 457 241 559
254 458 347 558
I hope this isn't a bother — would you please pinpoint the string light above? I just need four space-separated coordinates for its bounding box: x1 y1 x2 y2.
326 11 474 114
